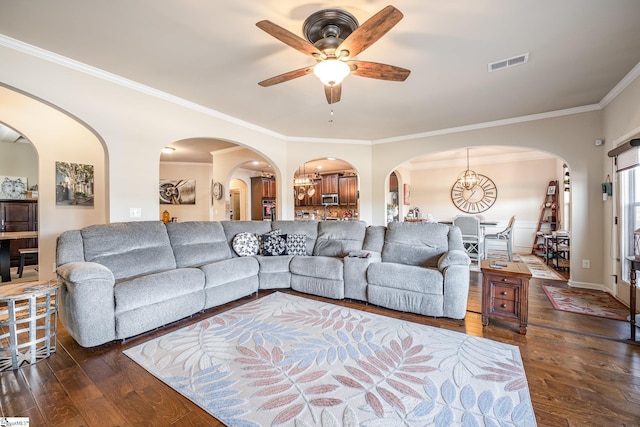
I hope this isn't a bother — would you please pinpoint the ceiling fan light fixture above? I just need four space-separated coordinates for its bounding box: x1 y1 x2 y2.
313 59 350 86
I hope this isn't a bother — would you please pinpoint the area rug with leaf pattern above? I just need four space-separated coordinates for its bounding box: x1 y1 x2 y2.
124 292 536 426
542 285 630 321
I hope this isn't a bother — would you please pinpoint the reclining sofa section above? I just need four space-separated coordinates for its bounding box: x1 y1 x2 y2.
56 220 470 347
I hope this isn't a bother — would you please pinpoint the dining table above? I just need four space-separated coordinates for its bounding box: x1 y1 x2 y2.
0 231 38 282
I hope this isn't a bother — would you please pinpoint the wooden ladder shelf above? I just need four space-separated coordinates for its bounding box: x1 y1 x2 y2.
531 180 559 255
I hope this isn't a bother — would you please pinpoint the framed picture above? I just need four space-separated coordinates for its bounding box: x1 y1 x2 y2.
56 162 94 206
0 176 28 199
547 184 556 195
159 179 196 204
403 183 411 205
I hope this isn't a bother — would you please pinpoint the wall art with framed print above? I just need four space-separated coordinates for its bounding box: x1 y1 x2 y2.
547 184 557 195
0 175 28 199
160 179 196 205
55 162 94 206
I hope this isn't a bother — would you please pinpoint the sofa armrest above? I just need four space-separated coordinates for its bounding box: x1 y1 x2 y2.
438 251 471 319
344 251 381 301
56 262 117 347
437 249 471 271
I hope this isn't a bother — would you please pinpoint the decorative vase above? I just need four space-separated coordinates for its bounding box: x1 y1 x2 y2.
162 210 171 224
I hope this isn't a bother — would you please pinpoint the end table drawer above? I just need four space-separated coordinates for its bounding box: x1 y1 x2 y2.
487 274 522 286
492 298 517 316
492 285 518 302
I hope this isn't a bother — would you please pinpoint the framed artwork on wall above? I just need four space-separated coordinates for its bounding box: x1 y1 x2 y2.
55 162 94 206
547 184 556 195
404 183 411 205
0 176 27 199
159 179 196 205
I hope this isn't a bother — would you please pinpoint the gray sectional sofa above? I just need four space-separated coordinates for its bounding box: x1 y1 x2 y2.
56 220 470 347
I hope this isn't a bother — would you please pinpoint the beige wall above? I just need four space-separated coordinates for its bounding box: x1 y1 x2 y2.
2 42 639 293
0 85 107 281
0 140 38 188
408 156 559 254
158 161 213 222
602 71 640 306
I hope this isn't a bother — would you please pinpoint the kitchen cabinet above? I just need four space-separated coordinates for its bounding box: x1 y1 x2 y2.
339 176 358 206
251 177 276 220
0 200 38 267
321 173 339 194
296 180 321 206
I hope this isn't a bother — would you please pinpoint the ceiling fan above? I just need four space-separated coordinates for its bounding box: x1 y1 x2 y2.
256 5 411 104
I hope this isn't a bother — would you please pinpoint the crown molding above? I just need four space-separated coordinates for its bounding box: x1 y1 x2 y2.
600 60 640 108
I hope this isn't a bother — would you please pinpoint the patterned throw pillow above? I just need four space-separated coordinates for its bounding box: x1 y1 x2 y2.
258 229 282 254
262 234 288 256
232 232 259 257
286 234 307 256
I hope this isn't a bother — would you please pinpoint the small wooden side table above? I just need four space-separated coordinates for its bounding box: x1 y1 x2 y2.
481 260 532 335
0 280 59 370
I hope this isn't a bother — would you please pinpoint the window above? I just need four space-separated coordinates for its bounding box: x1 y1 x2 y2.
620 167 640 281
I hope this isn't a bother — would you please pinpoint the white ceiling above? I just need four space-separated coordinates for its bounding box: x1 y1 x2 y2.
1 1 640 163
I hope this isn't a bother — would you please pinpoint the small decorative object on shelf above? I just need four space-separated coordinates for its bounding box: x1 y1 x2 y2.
162 210 171 224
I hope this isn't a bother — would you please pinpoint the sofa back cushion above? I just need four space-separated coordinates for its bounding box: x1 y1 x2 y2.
271 220 319 255
382 222 450 268
221 221 273 257
313 220 366 257
167 221 232 267
80 221 176 281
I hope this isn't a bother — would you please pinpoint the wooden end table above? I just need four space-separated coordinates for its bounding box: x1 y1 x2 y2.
480 260 532 335
0 279 59 370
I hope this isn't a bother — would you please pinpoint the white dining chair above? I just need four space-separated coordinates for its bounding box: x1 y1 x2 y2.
484 216 516 261
453 215 483 262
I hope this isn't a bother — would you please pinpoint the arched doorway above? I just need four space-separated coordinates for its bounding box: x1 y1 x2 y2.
293 158 358 220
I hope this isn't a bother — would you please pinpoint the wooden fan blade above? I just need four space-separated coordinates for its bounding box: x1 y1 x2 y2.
256 20 323 57
324 84 342 104
258 66 314 87
349 60 410 81
336 6 403 59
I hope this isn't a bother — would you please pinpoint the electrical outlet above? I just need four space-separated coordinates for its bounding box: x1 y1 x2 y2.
130 208 141 218
582 259 591 269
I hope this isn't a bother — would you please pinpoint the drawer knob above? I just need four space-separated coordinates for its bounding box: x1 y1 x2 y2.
501 291 508 295
501 278 508 282
501 303 507 308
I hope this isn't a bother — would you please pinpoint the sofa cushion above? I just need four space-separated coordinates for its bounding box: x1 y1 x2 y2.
312 221 366 257
200 256 260 288
272 220 318 255
232 232 260 257
290 256 343 281
222 221 273 256
81 221 176 281
167 221 232 267
367 262 444 295
114 267 205 313
382 222 450 268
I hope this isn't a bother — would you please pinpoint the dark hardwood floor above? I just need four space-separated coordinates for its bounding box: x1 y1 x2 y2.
2 271 640 426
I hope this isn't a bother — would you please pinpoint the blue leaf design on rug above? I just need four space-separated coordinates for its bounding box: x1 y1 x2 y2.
124 292 537 426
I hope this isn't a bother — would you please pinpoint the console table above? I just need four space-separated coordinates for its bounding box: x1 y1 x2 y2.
626 256 640 341
481 260 532 335
0 280 59 370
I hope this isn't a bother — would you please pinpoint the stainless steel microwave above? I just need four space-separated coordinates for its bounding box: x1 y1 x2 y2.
321 194 339 205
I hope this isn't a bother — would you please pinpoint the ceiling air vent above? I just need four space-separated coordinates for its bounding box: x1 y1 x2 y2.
488 53 529 72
